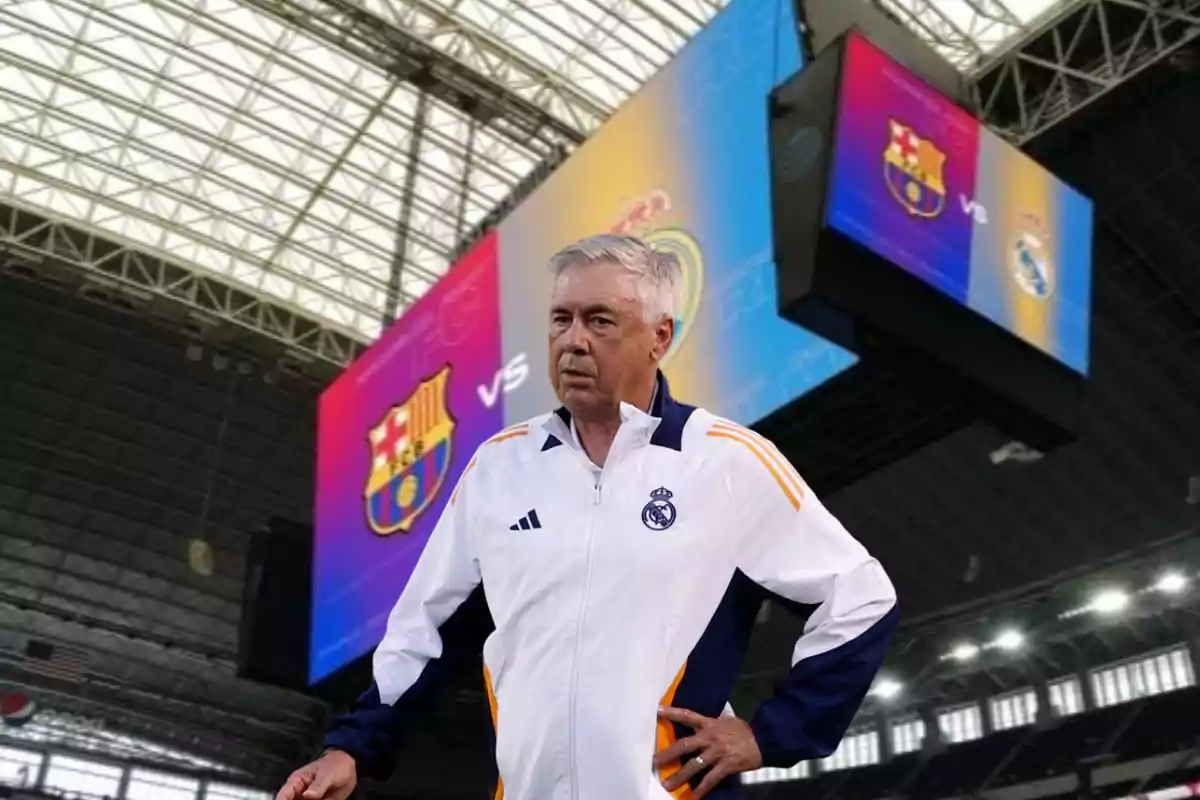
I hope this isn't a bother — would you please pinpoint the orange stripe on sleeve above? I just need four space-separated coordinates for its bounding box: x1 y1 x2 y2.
484 426 529 445
449 455 478 506
656 663 694 800
483 665 504 800
711 422 807 494
707 425 804 511
449 425 530 506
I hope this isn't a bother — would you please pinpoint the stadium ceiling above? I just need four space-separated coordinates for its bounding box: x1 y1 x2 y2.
1 0 1065 350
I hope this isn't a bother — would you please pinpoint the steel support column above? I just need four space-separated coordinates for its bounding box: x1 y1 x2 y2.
34 751 49 789
382 90 430 328
454 118 479 246
116 765 131 800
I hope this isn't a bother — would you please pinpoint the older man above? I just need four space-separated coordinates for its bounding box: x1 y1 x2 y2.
278 234 897 800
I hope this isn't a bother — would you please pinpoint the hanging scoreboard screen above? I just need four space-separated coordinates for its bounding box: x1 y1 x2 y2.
770 29 1093 452
825 31 1093 375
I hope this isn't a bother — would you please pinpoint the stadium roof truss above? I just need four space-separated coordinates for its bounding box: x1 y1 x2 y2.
879 0 1058 70
0 0 722 348
1 0 1087 360
968 0 1200 142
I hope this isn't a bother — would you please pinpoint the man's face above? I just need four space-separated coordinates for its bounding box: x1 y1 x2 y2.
547 262 673 416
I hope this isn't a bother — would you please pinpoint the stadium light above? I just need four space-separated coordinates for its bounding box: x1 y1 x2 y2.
993 629 1025 652
949 642 980 662
1153 571 1189 595
870 677 903 701
1089 588 1130 615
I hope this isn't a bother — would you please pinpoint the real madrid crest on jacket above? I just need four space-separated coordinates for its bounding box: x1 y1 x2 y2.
642 487 677 531
327 372 898 800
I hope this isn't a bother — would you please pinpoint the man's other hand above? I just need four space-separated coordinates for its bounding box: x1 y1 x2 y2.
276 749 357 800
654 706 763 799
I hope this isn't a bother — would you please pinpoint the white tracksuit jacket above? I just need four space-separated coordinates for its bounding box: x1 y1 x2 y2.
325 373 898 800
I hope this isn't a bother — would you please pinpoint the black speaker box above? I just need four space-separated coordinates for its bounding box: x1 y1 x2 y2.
238 516 312 691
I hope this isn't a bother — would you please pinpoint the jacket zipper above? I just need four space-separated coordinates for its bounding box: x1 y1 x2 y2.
568 422 622 800
568 478 600 800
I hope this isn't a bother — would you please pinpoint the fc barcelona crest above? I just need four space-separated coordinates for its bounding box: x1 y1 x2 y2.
363 366 456 536
884 119 947 218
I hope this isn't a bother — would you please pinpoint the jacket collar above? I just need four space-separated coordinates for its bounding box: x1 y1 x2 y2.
542 370 694 453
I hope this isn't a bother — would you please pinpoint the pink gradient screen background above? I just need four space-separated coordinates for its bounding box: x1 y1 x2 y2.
311 233 503 682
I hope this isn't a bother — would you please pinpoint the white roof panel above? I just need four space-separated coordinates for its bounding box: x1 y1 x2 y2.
0 0 1054 341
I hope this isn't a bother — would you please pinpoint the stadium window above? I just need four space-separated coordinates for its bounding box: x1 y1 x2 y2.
820 729 880 772
1048 676 1084 716
741 761 811 785
1156 653 1176 691
0 745 42 788
126 767 200 800
891 717 926 755
1171 648 1196 686
989 688 1038 731
1091 645 1196 708
205 782 273 800
43 753 123 797
938 703 983 744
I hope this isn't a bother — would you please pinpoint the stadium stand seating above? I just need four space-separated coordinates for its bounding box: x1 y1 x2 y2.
747 686 1199 799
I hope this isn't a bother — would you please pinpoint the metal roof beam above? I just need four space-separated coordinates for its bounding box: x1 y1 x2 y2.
0 201 363 370
876 0 988 68
383 90 430 328
245 0 590 156
453 117 479 245
969 0 1200 143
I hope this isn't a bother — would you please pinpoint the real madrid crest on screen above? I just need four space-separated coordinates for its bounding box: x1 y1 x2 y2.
1010 212 1055 300
363 365 456 536
883 118 947 218
645 228 704 366
609 190 704 366
641 487 677 531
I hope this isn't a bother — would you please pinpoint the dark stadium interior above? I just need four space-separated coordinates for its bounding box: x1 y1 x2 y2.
1 0 1199 799
817 55 1200 623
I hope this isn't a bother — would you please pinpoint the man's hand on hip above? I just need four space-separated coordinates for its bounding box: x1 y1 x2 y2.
654 705 763 799
275 749 357 800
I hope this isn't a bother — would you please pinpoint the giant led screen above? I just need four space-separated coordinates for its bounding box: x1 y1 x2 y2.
310 0 862 682
311 234 503 683
826 32 1093 374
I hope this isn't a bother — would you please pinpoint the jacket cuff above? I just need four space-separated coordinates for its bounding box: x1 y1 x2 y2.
323 728 385 780
748 705 814 768
748 605 901 767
